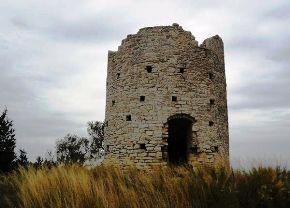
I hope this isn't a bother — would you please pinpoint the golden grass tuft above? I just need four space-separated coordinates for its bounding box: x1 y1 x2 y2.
0 164 289 208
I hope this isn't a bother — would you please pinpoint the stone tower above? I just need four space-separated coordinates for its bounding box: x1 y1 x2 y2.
104 24 229 168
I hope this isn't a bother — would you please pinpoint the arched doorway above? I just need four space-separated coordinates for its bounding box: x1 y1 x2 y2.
167 114 194 165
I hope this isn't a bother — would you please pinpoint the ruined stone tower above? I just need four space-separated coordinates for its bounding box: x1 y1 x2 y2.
104 24 229 168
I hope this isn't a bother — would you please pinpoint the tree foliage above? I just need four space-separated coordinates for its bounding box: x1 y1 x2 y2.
17 149 29 169
0 109 16 173
43 151 57 168
87 121 104 158
56 134 90 164
56 121 104 165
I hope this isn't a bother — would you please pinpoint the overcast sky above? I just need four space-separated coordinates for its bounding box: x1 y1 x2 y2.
0 0 289 167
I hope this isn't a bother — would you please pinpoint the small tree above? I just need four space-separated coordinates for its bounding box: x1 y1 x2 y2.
87 121 104 158
17 149 29 169
0 109 16 173
56 134 90 165
43 151 56 168
33 156 43 169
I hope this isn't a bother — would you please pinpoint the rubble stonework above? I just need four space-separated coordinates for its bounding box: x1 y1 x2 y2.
104 24 229 168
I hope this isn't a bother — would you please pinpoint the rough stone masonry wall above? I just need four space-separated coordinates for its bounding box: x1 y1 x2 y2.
104 24 229 168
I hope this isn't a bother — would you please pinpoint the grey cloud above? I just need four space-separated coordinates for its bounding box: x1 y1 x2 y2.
229 69 290 110
230 140 290 169
226 36 268 52
0 3 106 161
225 4 290 111
229 109 290 168
264 4 290 19
15 112 85 139
15 116 87 161
227 34 290 66
225 2 290 55
268 44 290 64
10 11 136 44
45 17 131 43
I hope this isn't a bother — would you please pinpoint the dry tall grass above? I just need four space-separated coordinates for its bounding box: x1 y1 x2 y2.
0 164 289 208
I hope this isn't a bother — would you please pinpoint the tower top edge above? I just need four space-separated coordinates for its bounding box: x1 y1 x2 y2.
109 24 223 54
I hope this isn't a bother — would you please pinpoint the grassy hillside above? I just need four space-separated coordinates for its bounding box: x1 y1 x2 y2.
0 164 289 208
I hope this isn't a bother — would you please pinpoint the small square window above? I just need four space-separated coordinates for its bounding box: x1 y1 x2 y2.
209 72 214 80
146 66 152 73
112 100 115 106
209 121 214 126
140 96 145 102
117 73 120 79
172 96 177 102
126 115 131 121
214 146 219 152
140 143 146 150
179 68 185 73
210 99 215 105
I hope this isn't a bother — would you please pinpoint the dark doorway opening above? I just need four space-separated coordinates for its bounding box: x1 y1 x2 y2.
167 116 193 165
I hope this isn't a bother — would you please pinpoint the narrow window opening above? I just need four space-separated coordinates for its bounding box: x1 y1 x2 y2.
106 145 110 151
172 96 177 102
179 68 185 73
106 121 109 127
140 96 145 102
210 99 215 106
209 121 214 126
146 66 152 73
117 73 120 79
140 143 146 150
209 72 214 80
112 100 115 106
126 115 131 121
